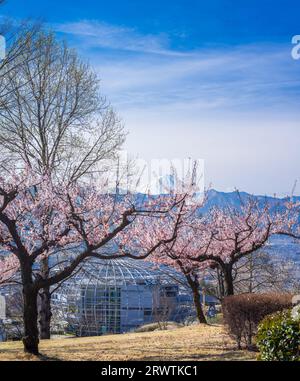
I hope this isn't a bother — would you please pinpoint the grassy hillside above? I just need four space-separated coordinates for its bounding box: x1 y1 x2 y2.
0 324 256 361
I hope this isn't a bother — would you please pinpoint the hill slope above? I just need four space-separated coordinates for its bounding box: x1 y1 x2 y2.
0 324 255 361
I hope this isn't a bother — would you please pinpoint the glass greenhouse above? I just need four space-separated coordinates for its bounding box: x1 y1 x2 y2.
52 258 195 336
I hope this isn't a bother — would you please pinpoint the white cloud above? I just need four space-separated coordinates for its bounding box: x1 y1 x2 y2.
54 20 186 56
91 44 300 115
54 20 300 194
55 20 300 113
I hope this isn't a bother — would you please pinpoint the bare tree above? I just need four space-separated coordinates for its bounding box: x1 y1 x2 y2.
0 286 24 341
0 30 125 340
232 251 300 294
0 20 42 110
204 250 300 300
0 30 124 181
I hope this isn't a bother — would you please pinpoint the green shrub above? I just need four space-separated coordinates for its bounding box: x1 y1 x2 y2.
256 310 300 361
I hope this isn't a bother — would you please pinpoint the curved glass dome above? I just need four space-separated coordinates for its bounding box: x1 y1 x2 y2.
52 258 194 336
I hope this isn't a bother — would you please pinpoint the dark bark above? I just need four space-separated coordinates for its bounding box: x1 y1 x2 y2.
185 274 207 324
20 260 39 355
22 285 39 354
38 286 52 339
216 266 225 298
38 257 52 339
223 263 234 296
192 285 207 324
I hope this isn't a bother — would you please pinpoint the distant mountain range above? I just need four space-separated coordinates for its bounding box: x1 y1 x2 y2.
204 189 300 211
1 188 299 269
204 189 300 267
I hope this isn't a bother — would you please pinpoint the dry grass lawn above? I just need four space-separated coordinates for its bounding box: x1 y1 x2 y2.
0 324 256 361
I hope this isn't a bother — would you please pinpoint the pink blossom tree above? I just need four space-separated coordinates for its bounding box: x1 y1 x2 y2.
275 198 300 239
149 201 209 324
158 195 279 298
0 255 19 285
153 229 209 324
0 170 186 355
188 197 279 296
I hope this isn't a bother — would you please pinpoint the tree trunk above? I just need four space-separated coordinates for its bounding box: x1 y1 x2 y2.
223 264 234 296
184 273 207 324
21 260 40 355
22 285 39 354
38 257 52 339
38 286 52 339
248 254 254 294
191 285 207 324
217 266 225 298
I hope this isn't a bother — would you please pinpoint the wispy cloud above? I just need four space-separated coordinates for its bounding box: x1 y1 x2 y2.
54 20 300 112
53 19 300 194
90 44 300 114
54 20 187 56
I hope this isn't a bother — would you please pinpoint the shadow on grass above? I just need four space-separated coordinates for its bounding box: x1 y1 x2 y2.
37 353 62 361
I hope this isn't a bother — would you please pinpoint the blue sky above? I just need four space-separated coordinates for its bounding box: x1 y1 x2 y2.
1 0 300 195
